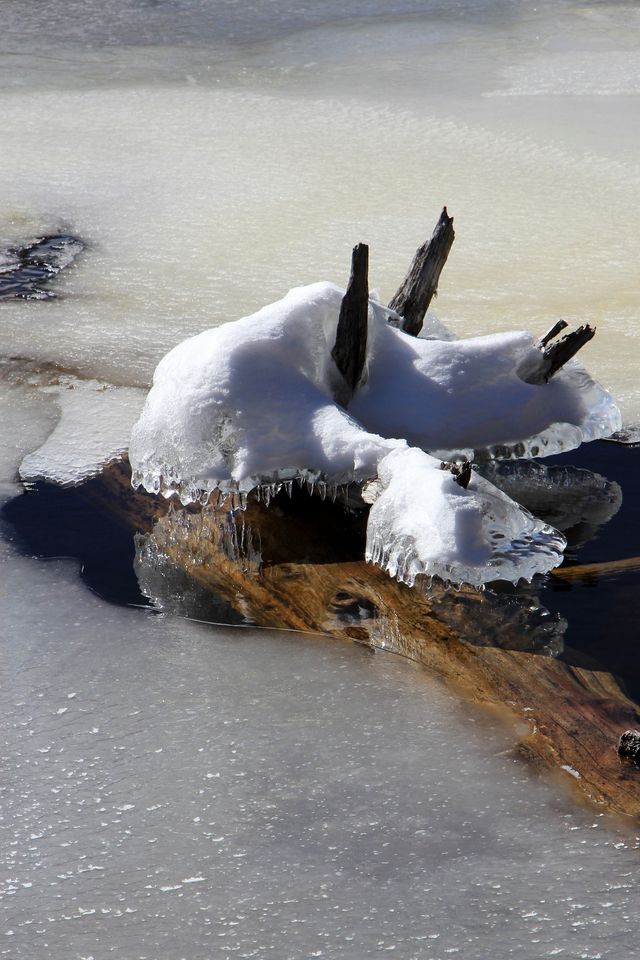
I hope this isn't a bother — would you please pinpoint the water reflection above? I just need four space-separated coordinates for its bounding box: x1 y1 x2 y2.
477 458 622 548
4 460 564 663
2 440 636 683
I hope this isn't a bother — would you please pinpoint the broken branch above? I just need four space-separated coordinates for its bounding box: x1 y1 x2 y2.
331 242 369 404
388 207 455 337
523 325 596 385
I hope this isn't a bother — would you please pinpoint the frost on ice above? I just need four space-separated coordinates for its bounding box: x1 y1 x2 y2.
129 281 621 588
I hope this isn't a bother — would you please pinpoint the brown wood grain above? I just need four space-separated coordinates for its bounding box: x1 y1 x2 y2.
83 456 640 820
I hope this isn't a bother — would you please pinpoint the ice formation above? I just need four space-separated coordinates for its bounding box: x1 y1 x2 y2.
20 378 146 487
129 282 621 587
364 448 566 587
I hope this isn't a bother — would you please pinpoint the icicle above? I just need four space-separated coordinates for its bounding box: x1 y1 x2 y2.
318 480 327 501
239 491 248 511
284 480 293 498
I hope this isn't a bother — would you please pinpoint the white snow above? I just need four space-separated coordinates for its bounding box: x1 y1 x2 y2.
129 281 620 587
128 283 404 501
352 305 621 460
365 448 566 587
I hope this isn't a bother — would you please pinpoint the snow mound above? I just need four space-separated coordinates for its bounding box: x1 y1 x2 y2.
129 283 404 503
365 448 566 587
129 281 619 587
351 306 621 460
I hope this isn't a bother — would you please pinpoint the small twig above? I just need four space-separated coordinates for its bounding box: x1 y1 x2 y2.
521 324 596 385
440 460 473 489
551 555 640 582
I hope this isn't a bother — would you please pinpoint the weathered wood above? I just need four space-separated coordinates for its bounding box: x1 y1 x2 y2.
388 207 455 337
551 555 640 583
80 456 640 821
524 324 596 385
331 243 369 403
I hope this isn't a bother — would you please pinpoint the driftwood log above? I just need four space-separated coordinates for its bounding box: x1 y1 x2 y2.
14 214 639 820
78 456 640 821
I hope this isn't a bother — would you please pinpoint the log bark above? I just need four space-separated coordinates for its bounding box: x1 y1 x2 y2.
76 456 640 822
331 243 369 403
388 207 455 337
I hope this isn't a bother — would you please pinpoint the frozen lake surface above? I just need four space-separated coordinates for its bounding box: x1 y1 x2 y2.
2 530 639 960
1 1 640 957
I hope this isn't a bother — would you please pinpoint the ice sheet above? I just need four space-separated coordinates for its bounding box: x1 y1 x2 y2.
2 549 638 960
20 378 146 487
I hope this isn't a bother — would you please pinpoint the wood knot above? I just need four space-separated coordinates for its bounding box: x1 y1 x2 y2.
617 729 640 766
330 592 378 622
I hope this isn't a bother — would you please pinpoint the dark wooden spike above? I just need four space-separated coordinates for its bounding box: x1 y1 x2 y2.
388 207 455 337
524 325 596 385
331 242 369 404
